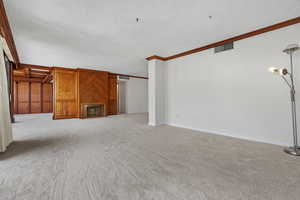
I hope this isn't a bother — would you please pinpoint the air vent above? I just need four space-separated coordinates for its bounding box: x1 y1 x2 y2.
214 42 234 53
118 76 130 80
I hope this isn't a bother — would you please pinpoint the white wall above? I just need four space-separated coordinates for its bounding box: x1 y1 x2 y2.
155 60 166 125
126 78 148 114
164 24 300 146
148 60 166 125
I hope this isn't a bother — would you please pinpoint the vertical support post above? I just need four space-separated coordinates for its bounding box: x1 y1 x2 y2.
147 59 166 126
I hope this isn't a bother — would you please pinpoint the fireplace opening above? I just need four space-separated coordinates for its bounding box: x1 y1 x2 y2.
81 104 105 118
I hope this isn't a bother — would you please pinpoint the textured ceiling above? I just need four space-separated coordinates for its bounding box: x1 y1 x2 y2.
4 0 300 76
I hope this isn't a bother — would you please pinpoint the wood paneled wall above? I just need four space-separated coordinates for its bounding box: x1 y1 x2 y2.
43 83 53 113
108 74 118 115
15 81 29 114
53 68 118 119
30 82 42 113
78 69 108 107
53 68 78 119
78 69 109 117
14 66 142 118
13 81 53 114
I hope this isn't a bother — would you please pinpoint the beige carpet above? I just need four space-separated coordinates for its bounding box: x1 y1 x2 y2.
0 113 300 200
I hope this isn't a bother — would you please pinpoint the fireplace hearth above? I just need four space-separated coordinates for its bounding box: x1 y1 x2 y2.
81 104 105 118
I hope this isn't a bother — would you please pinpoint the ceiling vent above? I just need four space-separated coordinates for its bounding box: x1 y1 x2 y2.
118 76 130 80
214 42 234 53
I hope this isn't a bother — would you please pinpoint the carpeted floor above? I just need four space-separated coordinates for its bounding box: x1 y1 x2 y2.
0 113 299 200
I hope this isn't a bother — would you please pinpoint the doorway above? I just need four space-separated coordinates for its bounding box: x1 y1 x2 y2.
118 81 127 114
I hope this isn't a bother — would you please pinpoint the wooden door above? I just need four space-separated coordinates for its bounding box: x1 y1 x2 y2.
54 68 78 119
17 81 30 114
42 83 53 113
30 82 42 113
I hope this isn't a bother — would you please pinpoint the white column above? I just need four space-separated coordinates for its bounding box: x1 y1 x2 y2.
148 59 166 126
0 38 13 152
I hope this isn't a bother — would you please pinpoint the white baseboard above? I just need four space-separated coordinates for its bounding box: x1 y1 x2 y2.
167 123 287 147
148 121 165 126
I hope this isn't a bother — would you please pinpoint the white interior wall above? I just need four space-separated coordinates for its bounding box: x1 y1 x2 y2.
125 78 148 114
155 60 166 125
148 60 156 125
0 38 13 152
148 60 166 125
162 24 300 146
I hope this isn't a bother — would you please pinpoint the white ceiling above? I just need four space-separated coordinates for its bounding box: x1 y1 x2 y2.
4 0 300 76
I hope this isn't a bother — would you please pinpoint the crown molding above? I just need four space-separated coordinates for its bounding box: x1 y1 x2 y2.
112 73 148 79
20 63 148 79
146 55 167 61
0 0 19 63
146 16 300 61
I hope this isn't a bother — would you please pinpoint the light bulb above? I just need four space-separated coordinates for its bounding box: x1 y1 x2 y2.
269 67 279 73
269 67 289 76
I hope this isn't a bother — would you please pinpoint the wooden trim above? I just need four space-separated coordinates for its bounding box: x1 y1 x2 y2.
42 74 51 83
146 16 300 61
10 61 15 121
76 70 79 118
13 76 44 82
52 66 77 71
51 70 56 119
11 63 14 115
16 81 18 114
19 63 52 70
19 64 148 79
0 0 19 63
145 55 167 61
77 69 148 79
53 115 78 120
29 82 31 113
112 73 148 80
14 63 53 83
77 68 108 73
40 83 43 113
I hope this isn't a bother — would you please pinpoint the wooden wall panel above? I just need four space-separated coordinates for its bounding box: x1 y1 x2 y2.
17 81 30 114
42 83 53 113
13 81 18 113
13 81 53 114
107 74 118 115
54 68 78 119
30 82 42 113
78 69 108 104
78 69 108 117
107 100 118 115
108 75 117 100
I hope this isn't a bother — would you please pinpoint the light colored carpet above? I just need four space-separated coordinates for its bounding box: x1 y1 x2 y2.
0 113 300 200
